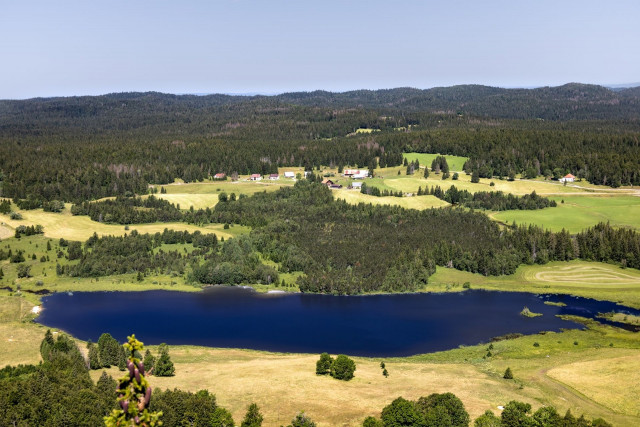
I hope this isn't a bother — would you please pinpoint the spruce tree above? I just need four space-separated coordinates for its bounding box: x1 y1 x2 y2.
154 343 175 376
241 403 264 427
503 367 514 379
87 341 101 369
143 349 156 374
40 329 55 360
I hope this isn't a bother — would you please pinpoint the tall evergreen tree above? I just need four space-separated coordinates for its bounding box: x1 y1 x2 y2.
154 343 175 377
241 403 264 427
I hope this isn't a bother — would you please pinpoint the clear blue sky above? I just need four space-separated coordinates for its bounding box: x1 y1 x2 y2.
1 0 638 99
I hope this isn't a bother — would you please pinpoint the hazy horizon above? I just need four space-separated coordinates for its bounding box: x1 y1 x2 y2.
2 0 639 99
2 81 639 101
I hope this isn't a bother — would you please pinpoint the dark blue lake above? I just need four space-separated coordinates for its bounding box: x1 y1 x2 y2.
37 288 640 357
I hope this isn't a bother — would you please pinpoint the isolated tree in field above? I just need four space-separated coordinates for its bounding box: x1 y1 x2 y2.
330 354 356 380
289 412 316 427
315 352 333 375
104 335 162 427
471 170 480 183
16 264 31 278
383 368 389 378
424 167 430 178
503 367 513 379
0 267 3 279
154 343 175 376
241 403 264 427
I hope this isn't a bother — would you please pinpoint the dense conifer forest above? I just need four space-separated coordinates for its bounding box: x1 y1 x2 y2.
1 84 639 204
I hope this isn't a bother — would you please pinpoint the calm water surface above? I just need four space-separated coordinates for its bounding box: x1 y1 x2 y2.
37 287 640 357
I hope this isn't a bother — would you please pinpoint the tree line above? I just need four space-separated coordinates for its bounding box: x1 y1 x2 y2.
2 87 639 206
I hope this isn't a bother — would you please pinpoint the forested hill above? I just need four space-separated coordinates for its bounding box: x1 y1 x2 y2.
1 83 640 122
278 83 640 120
1 83 640 202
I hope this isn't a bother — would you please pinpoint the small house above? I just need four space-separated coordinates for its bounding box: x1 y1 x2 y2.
560 174 575 183
250 174 262 181
343 169 368 178
352 171 369 179
322 179 335 186
351 182 363 189
284 171 296 178
269 174 280 180
213 173 226 180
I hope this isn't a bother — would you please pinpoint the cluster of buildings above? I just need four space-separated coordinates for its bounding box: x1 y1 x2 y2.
212 172 297 181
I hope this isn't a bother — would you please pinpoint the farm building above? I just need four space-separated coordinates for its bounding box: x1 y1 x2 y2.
284 171 296 178
250 174 262 181
343 169 368 178
269 174 279 180
322 179 335 186
213 173 226 180
351 182 363 189
560 174 575 183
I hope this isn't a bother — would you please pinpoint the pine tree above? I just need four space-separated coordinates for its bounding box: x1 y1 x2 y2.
0 267 3 280
40 329 55 360
424 167 430 178
87 341 101 369
503 367 514 379
143 349 156 374
240 403 264 427
117 345 127 371
154 343 175 376
104 335 162 426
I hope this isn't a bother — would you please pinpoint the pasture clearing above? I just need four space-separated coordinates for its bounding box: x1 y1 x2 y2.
160 179 291 195
0 208 247 241
381 173 614 196
491 195 640 232
427 261 640 309
336 191 448 210
403 152 469 172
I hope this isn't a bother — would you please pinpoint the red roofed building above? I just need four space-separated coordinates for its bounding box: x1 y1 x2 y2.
560 173 575 183
250 174 262 181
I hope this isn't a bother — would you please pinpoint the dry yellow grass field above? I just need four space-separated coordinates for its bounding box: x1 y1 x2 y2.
90 348 536 426
547 353 640 417
336 190 449 210
0 208 245 241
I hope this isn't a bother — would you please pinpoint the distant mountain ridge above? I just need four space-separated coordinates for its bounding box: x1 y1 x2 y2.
1 83 639 121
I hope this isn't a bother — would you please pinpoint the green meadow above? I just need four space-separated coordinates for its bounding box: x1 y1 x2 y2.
491 195 640 232
427 260 640 309
403 152 469 171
